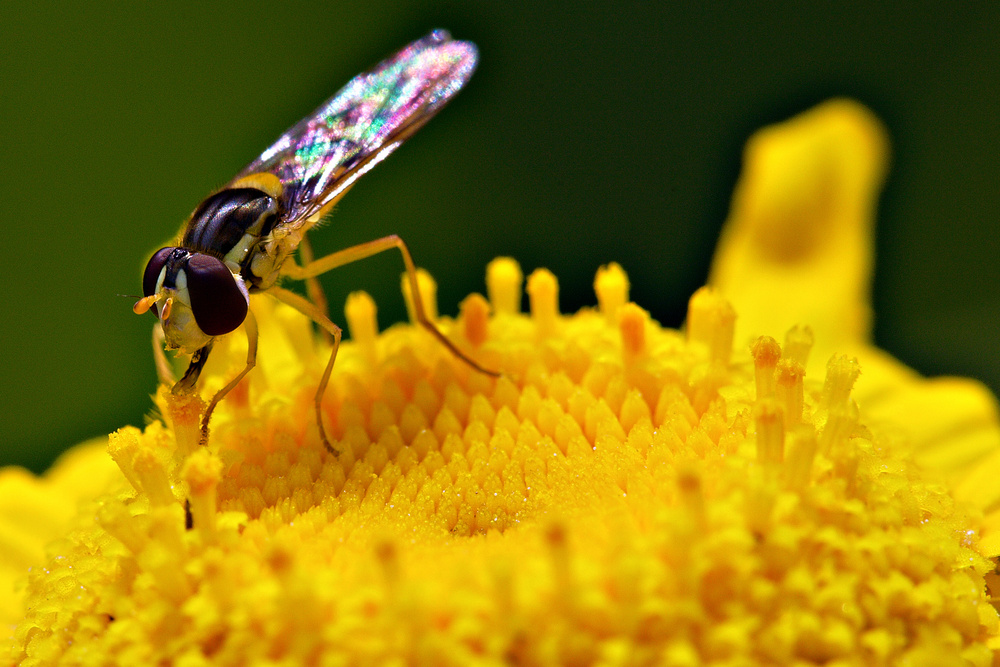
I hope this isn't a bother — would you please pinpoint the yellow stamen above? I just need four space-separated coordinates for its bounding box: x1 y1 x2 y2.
526 268 559 335
785 425 818 490
345 291 378 346
345 290 379 366
823 354 861 410
594 262 629 322
131 445 174 507
486 257 523 315
618 303 648 359
775 358 805 425
106 427 142 493
460 293 490 347
182 448 223 540
750 335 781 399
686 286 736 365
165 388 205 457
783 325 814 367
401 267 437 322
754 397 785 463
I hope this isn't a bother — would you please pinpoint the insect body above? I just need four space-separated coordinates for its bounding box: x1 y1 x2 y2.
134 30 494 453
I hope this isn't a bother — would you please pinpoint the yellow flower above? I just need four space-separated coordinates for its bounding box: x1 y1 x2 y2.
5 98 1000 665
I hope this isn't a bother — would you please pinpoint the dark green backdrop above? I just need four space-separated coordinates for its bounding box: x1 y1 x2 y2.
2 3 998 472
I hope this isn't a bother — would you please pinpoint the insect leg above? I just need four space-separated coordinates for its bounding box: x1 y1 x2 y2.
200 310 259 445
282 235 499 378
151 323 177 385
266 285 342 456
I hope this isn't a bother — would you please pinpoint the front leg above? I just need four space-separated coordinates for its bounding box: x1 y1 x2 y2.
151 323 177 386
200 310 259 445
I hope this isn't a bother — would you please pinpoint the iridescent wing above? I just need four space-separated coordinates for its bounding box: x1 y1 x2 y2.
231 29 477 230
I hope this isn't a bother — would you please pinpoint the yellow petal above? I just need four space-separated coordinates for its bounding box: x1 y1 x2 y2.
0 438 118 626
709 98 888 362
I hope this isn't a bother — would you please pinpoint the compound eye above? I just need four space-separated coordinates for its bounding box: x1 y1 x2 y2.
142 247 174 316
185 254 249 336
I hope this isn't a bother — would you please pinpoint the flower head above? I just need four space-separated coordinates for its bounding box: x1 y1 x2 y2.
5 100 1000 665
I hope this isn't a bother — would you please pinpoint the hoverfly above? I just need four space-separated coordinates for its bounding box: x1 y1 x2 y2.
134 30 496 454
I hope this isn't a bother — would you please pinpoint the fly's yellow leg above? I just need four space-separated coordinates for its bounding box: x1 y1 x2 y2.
200 309 259 445
282 234 499 378
151 323 177 385
267 285 342 456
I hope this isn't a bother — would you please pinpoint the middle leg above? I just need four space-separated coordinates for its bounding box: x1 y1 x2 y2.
282 234 499 378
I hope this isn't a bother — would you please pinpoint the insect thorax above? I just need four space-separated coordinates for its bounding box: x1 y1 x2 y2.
181 187 282 291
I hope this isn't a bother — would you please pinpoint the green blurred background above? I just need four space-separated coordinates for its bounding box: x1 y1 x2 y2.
2 3 997 473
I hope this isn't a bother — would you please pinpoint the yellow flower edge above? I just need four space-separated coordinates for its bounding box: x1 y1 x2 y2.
4 99 1000 666
0 438 119 626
